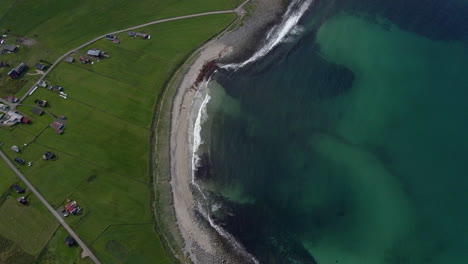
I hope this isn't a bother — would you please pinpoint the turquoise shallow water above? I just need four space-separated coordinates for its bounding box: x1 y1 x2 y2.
198 1 468 263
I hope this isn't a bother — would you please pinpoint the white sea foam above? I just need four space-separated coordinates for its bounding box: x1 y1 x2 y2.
188 1 314 262
191 79 212 199
223 0 314 70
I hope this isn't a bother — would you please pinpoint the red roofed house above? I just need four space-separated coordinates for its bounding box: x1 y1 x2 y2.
50 121 64 134
21 117 30 124
65 201 81 215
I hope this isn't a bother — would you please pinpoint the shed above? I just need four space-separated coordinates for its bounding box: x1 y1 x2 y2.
127 31 136 37
11 145 19 152
53 85 63 91
35 63 46 70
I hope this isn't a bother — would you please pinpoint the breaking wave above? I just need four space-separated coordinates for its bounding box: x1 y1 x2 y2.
190 77 259 263
223 0 314 70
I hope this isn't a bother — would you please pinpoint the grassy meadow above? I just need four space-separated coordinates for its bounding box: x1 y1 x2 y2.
0 13 236 263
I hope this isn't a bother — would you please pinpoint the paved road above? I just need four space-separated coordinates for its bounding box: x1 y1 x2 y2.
0 149 102 264
18 9 239 103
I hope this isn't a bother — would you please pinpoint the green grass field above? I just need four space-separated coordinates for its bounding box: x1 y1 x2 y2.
0 13 236 264
92 225 171 264
0 0 242 96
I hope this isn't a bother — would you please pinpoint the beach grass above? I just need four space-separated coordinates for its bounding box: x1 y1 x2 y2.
0 13 237 263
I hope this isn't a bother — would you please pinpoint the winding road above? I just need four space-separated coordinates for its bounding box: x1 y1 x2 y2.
2 2 249 263
18 9 243 103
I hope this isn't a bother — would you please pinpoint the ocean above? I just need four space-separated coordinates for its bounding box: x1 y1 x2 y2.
193 0 468 263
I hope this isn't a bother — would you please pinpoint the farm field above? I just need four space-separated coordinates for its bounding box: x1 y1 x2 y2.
0 0 241 97
0 13 236 264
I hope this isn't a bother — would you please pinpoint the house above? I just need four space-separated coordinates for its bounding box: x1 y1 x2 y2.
65 236 75 247
21 117 30 124
7 62 27 79
64 57 74 63
11 184 25 193
35 63 46 70
53 85 63 91
65 201 81 215
2 44 17 53
6 111 23 124
43 151 55 160
127 31 136 37
31 108 43 116
0 103 7 110
50 121 63 130
10 145 19 153
86 49 103 57
7 96 18 103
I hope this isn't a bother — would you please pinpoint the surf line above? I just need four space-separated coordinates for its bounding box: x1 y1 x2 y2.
223 0 314 70
189 74 260 263
188 0 314 261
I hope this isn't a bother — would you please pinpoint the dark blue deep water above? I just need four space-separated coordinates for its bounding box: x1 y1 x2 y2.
197 0 468 263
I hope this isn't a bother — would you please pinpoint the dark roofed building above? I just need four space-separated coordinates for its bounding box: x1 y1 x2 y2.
17 63 27 72
11 184 25 193
35 63 46 70
53 85 63 91
8 69 19 78
65 236 75 247
127 31 136 37
32 108 43 116
2 44 17 53
7 63 27 79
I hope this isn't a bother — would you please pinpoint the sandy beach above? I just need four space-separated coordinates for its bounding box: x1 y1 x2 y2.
168 0 286 262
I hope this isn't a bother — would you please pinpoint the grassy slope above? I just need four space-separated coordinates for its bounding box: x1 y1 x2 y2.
0 13 236 263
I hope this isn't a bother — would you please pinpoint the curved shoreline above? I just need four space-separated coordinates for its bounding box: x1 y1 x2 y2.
154 0 289 262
